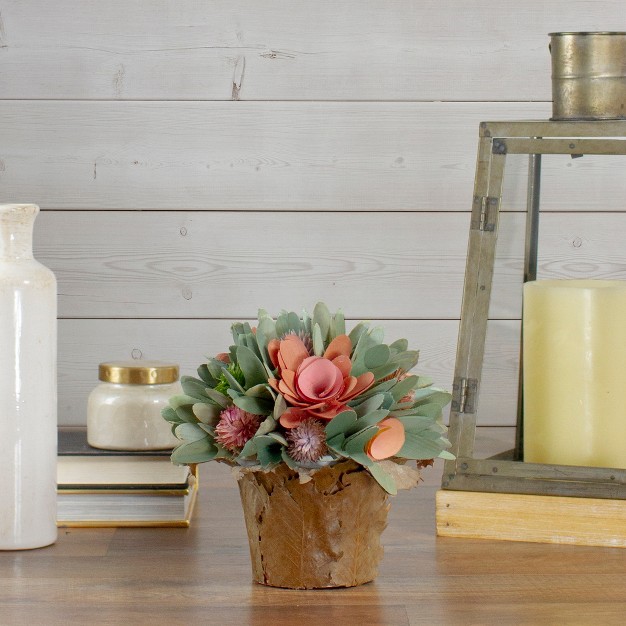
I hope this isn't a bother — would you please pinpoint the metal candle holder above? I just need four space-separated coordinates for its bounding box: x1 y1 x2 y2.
442 119 626 500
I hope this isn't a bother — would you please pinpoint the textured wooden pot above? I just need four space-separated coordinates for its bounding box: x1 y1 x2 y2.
237 460 390 589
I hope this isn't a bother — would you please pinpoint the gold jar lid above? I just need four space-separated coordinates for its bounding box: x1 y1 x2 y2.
98 361 179 385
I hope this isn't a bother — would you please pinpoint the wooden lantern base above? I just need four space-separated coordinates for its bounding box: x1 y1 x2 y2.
436 490 626 548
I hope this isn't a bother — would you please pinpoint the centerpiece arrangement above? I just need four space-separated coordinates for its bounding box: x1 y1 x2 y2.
163 303 452 588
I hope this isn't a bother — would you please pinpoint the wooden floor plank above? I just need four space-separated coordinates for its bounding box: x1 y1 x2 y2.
2 429 625 625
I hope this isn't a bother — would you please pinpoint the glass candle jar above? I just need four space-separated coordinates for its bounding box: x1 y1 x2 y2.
87 361 181 451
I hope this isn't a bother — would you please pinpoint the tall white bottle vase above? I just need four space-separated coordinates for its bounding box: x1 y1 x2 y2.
0 204 57 550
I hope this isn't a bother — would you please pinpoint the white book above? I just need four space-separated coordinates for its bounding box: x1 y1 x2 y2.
57 456 197 527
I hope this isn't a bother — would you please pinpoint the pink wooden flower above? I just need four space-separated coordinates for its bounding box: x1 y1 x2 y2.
268 334 374 428
366 417 406 460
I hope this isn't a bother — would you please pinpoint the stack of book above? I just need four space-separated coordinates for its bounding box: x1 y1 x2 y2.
57 429 197 528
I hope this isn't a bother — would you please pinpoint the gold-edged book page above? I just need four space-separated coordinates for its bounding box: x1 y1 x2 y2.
57 455 190 489
57 474 198 528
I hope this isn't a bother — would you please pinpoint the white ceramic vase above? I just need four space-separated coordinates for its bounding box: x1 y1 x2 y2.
0 204 57 550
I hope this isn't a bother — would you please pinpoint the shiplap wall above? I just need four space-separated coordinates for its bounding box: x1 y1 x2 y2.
2 1 625 425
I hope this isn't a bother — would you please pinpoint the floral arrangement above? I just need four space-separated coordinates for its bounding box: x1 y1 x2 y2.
162 303 453 494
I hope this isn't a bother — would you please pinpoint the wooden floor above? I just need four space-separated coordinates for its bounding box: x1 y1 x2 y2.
2 429 625 626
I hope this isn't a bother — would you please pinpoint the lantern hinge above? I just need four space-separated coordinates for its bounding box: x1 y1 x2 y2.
471 195 498 232
452 377 478 414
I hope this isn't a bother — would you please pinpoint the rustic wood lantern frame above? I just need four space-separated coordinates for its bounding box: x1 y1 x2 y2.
441 119 626 501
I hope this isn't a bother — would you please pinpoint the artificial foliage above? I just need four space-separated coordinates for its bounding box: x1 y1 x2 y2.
162 303 453 494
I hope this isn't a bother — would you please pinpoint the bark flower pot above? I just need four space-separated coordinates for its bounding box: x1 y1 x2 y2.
236 460 390 589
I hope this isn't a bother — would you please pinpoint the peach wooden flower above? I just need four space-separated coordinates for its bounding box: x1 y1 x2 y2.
268 334 374 427
366 417 406 460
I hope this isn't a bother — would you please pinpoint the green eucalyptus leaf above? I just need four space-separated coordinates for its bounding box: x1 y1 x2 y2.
287 311 301 334
175 405 198 423
412 402 446 420
207 359 227 381
236 345 268 387
326 433 347 455
416 375 433 389
390 406 433 417
313 302 331 342
351 326 384 376
214 443 232 459
256 415 277 436
258 313 277 339
413 389 452 409
325 410 358 439
390 375 419 401
256 317 276 370
204 387 231 409
226 388 241 400
267 432 289 446
380 393 395 410
239 438 257 458
371 362 402 381
197 364 217 386
192 402 221 425
344 425 377 455
273 394 287 420
254 327 270 370
389 338 409 354
347 409 389 436
168 394 203 409
364 344 391 369
231 322 245 343
410 386 441 403
331 310 346 339
355 378 397 399
180 376 210 400
175 423 209 442
348 321 369 351
312 323 324 357
398 431 449 459
171 438 217 464
300 308 311 334
281 449 300 469
161 406 181 424
392 350 420 372
367 462 397 495
344 448 373 468
419 429 450 443
254 435 284 466
232 394 273 415
390 399 415 411
197 423 215 435
245 383 273 399
352 393 385 417
222 368 245 394
258 446 282 467
275 312 289 339
395 415 440 432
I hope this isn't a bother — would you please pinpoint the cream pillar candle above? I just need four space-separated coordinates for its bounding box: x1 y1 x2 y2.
523 279 626 468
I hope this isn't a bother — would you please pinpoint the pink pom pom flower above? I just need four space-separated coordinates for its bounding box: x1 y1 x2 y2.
215 406 262 452
286 418 328 463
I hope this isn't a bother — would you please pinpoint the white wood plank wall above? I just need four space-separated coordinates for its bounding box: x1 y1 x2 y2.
1 1 625 425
